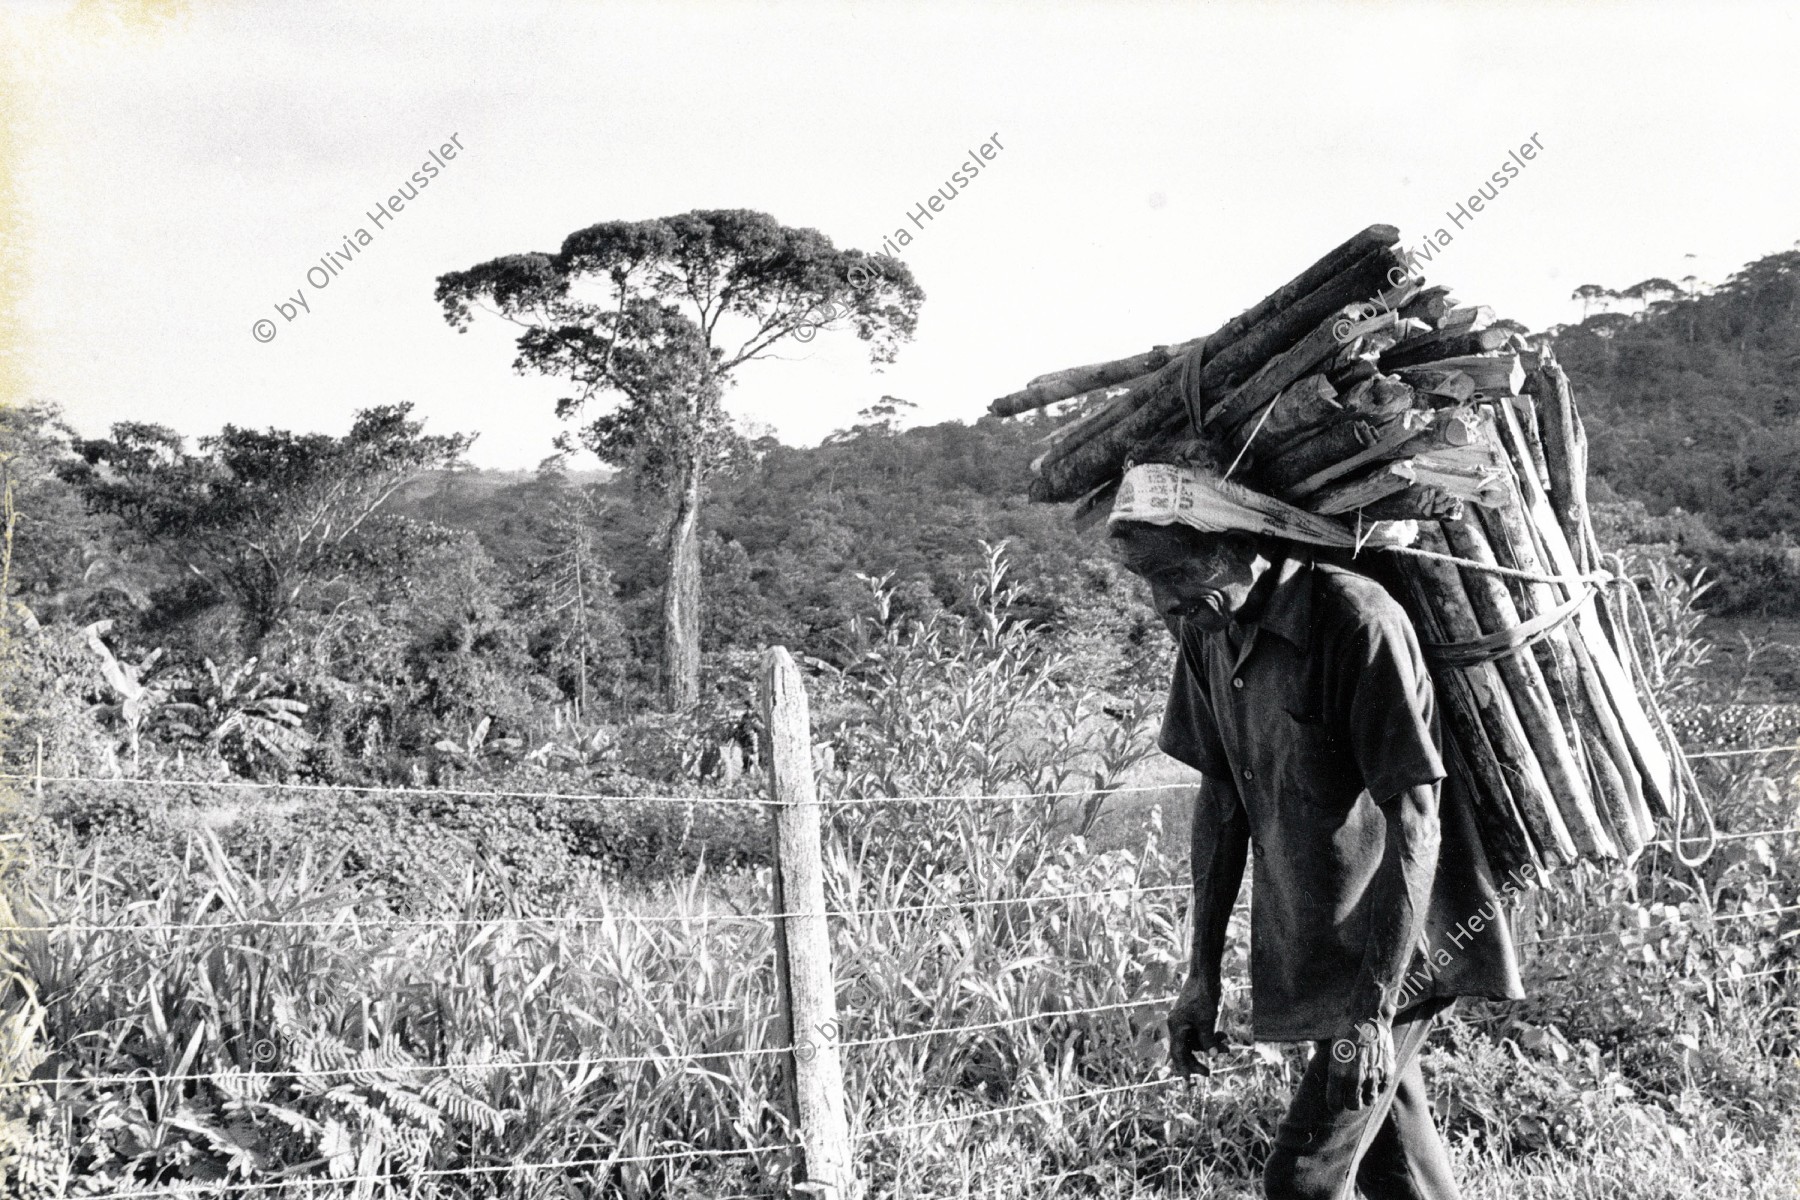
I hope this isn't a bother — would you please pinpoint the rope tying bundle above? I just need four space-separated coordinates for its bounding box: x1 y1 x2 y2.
1374 535 1719 868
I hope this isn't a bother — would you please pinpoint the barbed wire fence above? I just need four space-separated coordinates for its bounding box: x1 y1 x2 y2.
0 649 1797 1197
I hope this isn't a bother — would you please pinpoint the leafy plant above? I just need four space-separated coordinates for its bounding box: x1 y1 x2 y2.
161 657 314 778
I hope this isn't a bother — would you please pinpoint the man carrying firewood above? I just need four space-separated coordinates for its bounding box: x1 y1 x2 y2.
1108 457 1525 1200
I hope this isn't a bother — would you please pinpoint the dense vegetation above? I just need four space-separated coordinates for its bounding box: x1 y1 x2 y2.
0 394 1167 788
0 559 1795 1197
1556 247 1800 614
1 241 1798 1196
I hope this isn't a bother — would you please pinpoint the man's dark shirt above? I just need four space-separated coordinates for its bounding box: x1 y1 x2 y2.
1160 553 1526 1042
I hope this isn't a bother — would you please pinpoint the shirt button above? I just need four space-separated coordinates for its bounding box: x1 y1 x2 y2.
1232 677 1244 689
1241 768 1255 782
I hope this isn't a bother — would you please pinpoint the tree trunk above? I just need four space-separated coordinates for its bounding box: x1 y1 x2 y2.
574 533 591 720
661 459 704 710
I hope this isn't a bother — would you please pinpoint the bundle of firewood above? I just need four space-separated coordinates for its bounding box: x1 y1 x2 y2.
992 224 1683 876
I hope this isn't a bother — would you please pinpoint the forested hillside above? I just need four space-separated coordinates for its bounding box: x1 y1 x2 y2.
1554 247 1800 613
7 243 1799 785
396 410 1155 674
1557 250 1800 537
0 399 1161 784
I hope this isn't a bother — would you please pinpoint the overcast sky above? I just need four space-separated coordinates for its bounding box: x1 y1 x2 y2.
9 0 1799 468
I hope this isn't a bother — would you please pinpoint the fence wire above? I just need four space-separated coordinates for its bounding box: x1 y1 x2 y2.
1525 901 1800 946
5 882 1193 936
9 735 1799 807
13 903 1794 1098
0 772 1186 809
105 1141 802 1198
19 823 1800 937
4 757 1797 1193
854 1072 1237 1140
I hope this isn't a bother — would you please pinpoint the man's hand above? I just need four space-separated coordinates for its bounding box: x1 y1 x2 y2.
1166 978 1227 1077
1325 1017 1396 1109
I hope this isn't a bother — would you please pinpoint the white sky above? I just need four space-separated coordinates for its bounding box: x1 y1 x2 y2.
9 0 1800 468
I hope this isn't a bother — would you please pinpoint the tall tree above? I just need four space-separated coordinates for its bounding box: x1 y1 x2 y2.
1571 284 1612 319
435 209 923 708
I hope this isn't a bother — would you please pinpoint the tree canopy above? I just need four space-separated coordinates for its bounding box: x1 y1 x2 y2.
434 209 925 707
62 403 471 641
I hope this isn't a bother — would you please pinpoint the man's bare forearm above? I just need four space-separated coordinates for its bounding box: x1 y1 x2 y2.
1187 773 1250 998
1352 782 1440 1022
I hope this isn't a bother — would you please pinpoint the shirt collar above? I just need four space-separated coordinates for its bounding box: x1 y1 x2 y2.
1235 552 1313 650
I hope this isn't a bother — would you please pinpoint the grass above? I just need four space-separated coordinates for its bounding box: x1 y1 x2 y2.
5 743 1795 1196
2 554 1798 1197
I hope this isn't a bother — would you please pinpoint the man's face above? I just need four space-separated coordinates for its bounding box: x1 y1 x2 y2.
1118 527 1261 633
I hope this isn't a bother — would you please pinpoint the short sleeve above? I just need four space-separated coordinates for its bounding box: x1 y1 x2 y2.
1158 623 1232 780
1335 597 1447 802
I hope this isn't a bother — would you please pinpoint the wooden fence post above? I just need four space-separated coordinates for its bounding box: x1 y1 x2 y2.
761 646 855 1200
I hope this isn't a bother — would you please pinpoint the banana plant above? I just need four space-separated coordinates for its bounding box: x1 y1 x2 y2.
430 716 523 769
160 658 314 777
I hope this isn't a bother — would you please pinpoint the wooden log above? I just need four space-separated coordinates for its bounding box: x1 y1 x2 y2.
1510 476 1652 849
1380 327 1512 372
1410 354 1525 396
1035 375 1152 443
1509 393 1552 490
1398 286 1455 326
1333 308 1403 347
1358 485 1463 521
1475 462 1643 859
1329 375 1415 424
1339 388 1414 426
1289 408 1482 504
1262 419 1379 493
1198 224 1401 370
1197 245 1408 417
1527 353 1591 571
1207 288 1400 435
1370 275 1428 317
1329 357 1380 393
1029 353 1192 501
1396 367 1476 406
1024 340 1196 395
992 338 1201 417
1335 375 1377 411
1030 373 1158 470
1395 560 1542 874
1035 247 1404 501
1361 320 1428 360
1403 523 1573 861
1126 404 1207 468
1328 336 1368 372
1410 454 1509 507
1411 407 1479 450
1368 375 1417 410
761 647 856 1200
1438 305 1495 334
1002 224 1399 419
1440 512 1614 859
1223 373 1342 456
1487 397 1676 821
1444 722 1537 881
1285 411 1434 501
1568 630 1657 846
1310 461 1416 515
1414 440 1504 478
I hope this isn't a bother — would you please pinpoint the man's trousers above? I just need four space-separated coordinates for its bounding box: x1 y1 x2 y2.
1262 998 1460 1200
